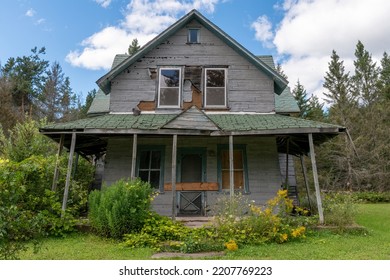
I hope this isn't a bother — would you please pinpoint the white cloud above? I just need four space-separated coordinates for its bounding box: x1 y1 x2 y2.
251 15 273 48
67 0 221 70
25 8 36 17
95 0 112 8
253 0 390 103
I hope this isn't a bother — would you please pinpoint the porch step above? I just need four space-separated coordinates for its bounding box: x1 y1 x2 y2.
176 217 213 228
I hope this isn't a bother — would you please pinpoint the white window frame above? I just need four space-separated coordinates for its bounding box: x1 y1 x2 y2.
204 68 227 108
187 28 200 44
157 67 182 108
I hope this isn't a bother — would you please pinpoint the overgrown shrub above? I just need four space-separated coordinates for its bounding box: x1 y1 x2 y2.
122 190 311 254
88 179 154 239
212 190 311 244
323 192 357 228
0 120 94 259
0 156 77 259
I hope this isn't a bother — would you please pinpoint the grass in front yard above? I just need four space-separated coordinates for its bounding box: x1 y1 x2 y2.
20 204 390 260
20 233 154 260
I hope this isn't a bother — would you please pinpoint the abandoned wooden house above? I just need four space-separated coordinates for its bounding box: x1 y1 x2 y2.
40 9 344 223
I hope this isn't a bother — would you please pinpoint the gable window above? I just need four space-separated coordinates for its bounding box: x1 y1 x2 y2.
137 146 165 191
158 68 181 108
187 28 200 44
205 68 227 107
218 145 249 192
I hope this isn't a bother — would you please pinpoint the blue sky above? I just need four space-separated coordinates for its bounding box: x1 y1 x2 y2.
1 0 390 103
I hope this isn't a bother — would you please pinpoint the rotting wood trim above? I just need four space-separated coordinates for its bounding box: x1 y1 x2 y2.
164 182 219 191
137 101 156 111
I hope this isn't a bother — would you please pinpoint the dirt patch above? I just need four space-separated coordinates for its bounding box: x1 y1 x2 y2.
151 251 225 259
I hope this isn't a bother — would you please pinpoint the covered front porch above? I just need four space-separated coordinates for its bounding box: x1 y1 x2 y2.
40 109 345 223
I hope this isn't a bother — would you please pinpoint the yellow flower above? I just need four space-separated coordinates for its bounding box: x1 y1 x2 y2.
279 233 288 243
291 226 306 238
225 240 238 251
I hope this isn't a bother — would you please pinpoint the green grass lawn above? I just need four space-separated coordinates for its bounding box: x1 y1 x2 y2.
20 204 390 260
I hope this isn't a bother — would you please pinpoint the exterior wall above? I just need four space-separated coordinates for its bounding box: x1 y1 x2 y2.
103 135 283 216
110 19 275 113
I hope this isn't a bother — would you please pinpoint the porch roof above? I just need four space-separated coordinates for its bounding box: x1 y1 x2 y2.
41 113 342 134
40 113 344 157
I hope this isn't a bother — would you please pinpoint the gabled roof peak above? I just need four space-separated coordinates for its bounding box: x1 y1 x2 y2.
96 9 288 95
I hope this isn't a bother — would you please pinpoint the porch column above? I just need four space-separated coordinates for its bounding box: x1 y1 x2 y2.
308 133 324 224
285 137 290 187
130 134 138 180
300 154 312 211
171 134 178 220
229 135 234 198
62 132 76 216
71 152 79 179
52 134 64 191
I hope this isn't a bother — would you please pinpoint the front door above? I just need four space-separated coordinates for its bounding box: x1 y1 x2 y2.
177 148 206 216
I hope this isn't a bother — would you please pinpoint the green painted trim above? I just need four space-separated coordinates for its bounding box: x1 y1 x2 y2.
217 144 249 193
176 147 207 182
136 145 165 192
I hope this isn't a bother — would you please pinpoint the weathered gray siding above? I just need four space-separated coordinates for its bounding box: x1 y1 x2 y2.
110 19 275 113
103 135 283 216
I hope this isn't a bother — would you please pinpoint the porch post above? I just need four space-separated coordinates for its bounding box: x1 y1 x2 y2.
131 134 138 180
62 132 76 216
300 154 312 211
171 134 178 220
308 133 324 224
52 134 64 191
71 152 79 179
229 135 234 198
285 137 290 187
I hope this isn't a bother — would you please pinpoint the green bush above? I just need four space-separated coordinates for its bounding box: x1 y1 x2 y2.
88 179 154 239
0 156 78 259
323 192 357 228
352 191 390 203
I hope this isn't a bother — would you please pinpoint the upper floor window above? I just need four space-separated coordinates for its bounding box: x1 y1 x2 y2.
158 68 181 108
187 28 200 44
204 68 227 107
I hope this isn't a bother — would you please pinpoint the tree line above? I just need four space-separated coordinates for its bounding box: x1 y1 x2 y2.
0 47 96 134
292 41 390 192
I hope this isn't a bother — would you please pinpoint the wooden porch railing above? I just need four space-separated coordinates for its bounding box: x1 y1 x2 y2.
164 182 218 191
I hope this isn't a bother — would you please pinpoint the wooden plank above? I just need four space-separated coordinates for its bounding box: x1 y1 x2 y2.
51 134 64 191
229 135 234 198
62 132 76 216
130 134 137 180
164 182 219 191
171 134 177 220
300 155 313 211
308 133 324 224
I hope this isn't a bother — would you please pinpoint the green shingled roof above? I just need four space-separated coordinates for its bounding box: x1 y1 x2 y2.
41 113 342 133
42 114 177 131
208 114 341 131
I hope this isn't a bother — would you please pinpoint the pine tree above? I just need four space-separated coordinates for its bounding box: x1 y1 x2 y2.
322 50 357 190
128 39 141 56
379 52 390 100
323 50 355 127
292 80 310 118
1 47 49 118
352 41 380 106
